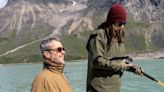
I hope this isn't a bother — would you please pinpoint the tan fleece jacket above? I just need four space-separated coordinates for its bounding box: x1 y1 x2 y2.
31 62 72 92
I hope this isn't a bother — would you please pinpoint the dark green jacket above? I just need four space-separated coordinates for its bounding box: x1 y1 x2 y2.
86 29 125 92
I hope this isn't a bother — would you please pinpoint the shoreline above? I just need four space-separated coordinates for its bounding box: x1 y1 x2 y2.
0 62 42 66
0 52 164 65
129 51 164 59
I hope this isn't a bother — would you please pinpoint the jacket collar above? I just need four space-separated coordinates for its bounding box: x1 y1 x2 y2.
43 60 65 73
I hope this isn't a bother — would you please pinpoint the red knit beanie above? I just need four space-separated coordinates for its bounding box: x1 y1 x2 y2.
107 3 127 23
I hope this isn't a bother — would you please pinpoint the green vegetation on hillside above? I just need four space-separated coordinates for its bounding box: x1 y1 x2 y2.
0 25 51 64
125 33 147 53
0 31 88 64
0 40 43 64
126 21 150 29
0 21 163 64
125 21 151 53
60 32 88 60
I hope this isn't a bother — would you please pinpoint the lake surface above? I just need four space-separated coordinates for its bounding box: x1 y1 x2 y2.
0 59 164 92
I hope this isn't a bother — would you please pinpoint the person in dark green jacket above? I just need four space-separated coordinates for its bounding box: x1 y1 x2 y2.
86 3 143 92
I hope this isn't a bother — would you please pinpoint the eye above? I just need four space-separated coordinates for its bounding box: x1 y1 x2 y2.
57 47 65 52
118 22 126 27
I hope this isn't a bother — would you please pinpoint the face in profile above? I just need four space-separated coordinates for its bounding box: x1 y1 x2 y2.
44 40 65 64
113 22 126 32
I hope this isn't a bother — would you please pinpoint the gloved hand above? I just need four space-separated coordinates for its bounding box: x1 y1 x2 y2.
111 59 133 71
128 64 144 76
120 59 134 71
134 65 144 76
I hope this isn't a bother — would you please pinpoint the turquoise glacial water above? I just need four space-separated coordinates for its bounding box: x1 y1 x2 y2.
0 59 164 92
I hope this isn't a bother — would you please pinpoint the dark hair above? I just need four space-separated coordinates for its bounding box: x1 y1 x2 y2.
97 22 125 47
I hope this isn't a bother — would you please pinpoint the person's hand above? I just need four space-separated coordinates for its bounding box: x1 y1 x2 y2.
128 64 144 76
119 59 133 71
133 65 144 76
111 59 134 71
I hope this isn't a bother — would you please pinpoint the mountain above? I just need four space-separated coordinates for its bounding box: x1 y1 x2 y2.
66 0 164 54
0 0 163 63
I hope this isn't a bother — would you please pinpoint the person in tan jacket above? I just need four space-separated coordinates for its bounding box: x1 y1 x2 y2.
31 37 72 92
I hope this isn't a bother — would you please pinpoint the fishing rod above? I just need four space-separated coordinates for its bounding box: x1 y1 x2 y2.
110 56 164 86
143 72 164 86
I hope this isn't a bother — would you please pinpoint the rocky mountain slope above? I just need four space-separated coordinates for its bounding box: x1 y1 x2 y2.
0 0 164 63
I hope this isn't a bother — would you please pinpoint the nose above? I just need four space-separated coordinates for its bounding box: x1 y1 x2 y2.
119 25 125 30
61 50 65 55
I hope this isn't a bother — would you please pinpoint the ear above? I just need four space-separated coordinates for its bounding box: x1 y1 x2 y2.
43 51 51 59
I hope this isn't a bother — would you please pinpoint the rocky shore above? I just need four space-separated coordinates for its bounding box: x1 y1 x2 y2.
130 51 164 59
